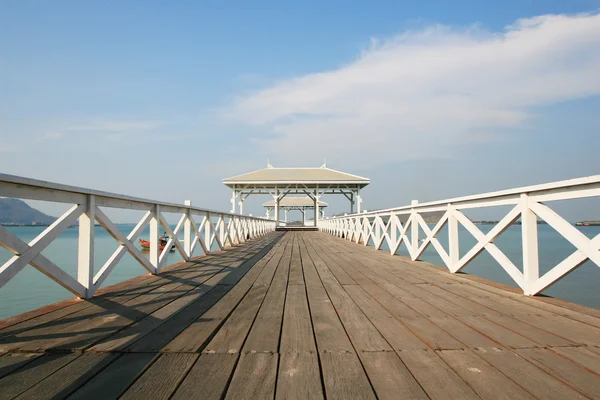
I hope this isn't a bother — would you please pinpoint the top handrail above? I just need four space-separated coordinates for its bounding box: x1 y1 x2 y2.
0 173 269 220
327 174 600 219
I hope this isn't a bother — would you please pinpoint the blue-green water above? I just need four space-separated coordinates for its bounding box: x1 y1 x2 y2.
372 224 600 310
1 224 599 319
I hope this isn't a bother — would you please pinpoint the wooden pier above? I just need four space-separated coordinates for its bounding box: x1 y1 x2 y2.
1 231 599 399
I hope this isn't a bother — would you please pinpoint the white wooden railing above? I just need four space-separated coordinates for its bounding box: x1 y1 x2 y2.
321 175 600 296
0 174 276 299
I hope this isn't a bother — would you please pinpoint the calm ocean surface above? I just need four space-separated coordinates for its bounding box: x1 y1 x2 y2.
1 224 599 319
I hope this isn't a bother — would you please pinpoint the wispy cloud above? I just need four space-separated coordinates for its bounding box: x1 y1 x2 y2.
35 132 64 142
32 120 162 145
0 140 17 153
65 120 161 133
228 13 600 166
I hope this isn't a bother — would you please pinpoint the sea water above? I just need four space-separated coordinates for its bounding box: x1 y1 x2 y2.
0 224 599 319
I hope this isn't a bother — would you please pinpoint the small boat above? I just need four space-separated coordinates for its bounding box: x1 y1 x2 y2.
139 235 175 251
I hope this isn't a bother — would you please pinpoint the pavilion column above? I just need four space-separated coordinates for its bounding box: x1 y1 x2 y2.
356 189 362 214
314 189 320 227
302 209 306 225
266 208 270 219
239 196 244 216
349 192 354 214
284 210 288 223
231 190 237 214
274 189 280 228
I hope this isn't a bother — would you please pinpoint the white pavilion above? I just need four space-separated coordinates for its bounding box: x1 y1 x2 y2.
263 196 328 225
223 163 370 228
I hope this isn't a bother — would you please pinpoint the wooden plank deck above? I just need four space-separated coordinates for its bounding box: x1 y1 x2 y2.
0 231 599 399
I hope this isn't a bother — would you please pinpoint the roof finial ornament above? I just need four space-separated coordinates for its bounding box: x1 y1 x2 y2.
321 158 327 168
267 158 273 169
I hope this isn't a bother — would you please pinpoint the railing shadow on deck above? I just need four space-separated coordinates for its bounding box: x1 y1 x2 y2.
0 233 283 358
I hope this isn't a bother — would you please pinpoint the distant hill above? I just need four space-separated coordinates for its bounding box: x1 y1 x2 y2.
0 198 56 225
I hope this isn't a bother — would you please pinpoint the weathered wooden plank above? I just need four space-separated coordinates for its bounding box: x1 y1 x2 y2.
280 284 317 353
288 234 305 285
314 244 374 286
0 353 40 379
459 315 538 349
85 237 278 353
352 283 421 320
307 248 390 352
379 283 450 318
225 353 278 400
0 353 78 400
352 282 463 350
298 236 323 288
308 240 356 285
276 352 324 400
319 352 376 400
359 351 428 399
344 284 428 351
88 283 222 352
112 236 281 353
399 350 481 399
422 284 575 347
242 244 291 353
400 316 466 350
172 353 238 400
162 235 289 353
445 282 600 341
64 265 226 351
126 285 233 352
253 236 292 286
424 261 600 327
305 284 355 353
438 349 535 400
515 347 600 398
429 316 499 349
120 354 199 400
375 283 499 349
68 353 156 400
204 284 269 354
14 353 117 400
474 348 586 399
552 346 600 374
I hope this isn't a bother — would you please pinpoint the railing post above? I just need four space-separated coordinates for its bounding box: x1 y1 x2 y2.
521 194 539 295
205 212 212 254
390 214 397 255
220 215 227 246
411 200 419 260
184 200 192 260
77 194 95 298
448 204 459 272
150 204 160 272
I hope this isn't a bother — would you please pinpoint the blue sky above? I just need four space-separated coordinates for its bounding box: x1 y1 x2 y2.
1 1 599 220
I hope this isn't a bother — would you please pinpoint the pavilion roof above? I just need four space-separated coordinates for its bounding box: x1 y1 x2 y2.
223 166 370 187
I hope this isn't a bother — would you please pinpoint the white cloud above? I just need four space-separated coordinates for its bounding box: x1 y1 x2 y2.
229 13 600 166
